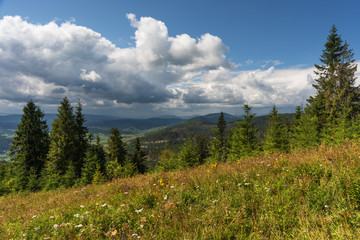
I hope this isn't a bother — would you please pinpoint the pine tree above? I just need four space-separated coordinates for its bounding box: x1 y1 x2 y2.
210 112 228 162
291 111 320 150
81 136 106 185
307 25 359 130
73 100 88 176
107 128 127 166
229 104 259 159
9 100 49 191
194 135 209 165
178 138 198 167
131 138 147 174
264 106 289 153
46 97 78 187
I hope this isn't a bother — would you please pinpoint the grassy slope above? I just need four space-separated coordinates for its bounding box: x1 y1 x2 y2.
2 142 360 239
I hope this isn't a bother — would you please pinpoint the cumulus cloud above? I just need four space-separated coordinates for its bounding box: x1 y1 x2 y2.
0 14 348 116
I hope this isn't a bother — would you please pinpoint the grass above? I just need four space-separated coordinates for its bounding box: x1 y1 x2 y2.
2 142 360 239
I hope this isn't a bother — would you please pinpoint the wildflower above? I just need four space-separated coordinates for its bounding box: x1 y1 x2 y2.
49 216 55 219
32 215 38 219
85 211 90 215
75 224 83 228
135 208 143 214
34 227 40 231
238 183 242 186
170 185 175 189
212 200 218 204
245 183 250 186
256 174 260 177
324 205 329 208
111 229 117 237
211 163 218 169
80 205 85 208
140 224 144 229
22 233 27 237
101 203 108 207
303 230 307 233
53 224 60 230
43 237 51 240
124 192 129 195
164 195 168 200
132 233 138 237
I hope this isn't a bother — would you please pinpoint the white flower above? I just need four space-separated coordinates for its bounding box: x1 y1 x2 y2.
34 227 40 231
325 205 329 208
43 237 51 240
170 185 175 189
212 200 218 204
140 224 144 229
32 215 38 219
135 208 143 214
85 211 90 215
74 214 84 220
49 216 55 219
101 203 108 207
80 205 85 208
75 224 83 228
53 224 60 230
163 195 168 200
132 233 138 237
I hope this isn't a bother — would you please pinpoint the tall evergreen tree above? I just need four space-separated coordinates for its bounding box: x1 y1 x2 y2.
81 136 106 185
107 128 127 166
8 101 49 191
194 135 209 165
131 137 147 174
229 104 259 159
178 138 198 167
45 97 78 187
73 100 88 176
307 25 359 130
264 106 289 153
210 112 228 162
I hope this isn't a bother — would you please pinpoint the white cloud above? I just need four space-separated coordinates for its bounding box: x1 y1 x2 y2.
0 14 354 117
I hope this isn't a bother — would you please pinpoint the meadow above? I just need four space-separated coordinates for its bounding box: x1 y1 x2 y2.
1 141 360 239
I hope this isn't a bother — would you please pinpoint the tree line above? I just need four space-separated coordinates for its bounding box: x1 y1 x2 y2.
0 25 358 194
0 97 146 194
156 25 359 168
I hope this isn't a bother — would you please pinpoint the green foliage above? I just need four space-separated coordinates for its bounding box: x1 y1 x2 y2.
92 164 105 185
106 158 136 179
131 138 147 174
8 100 49 191
178 138 199 167
107 128 127 166
291 110 320 150
193 135 209 164
81 136 106 185
307 25 359 131
229 104 259 160
157 149 181 171
210 112 228 162
264 106 290 153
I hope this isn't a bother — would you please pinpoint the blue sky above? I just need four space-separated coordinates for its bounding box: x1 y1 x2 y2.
0 0 359 117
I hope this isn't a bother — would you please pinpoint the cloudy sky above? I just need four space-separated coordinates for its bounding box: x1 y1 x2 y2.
0 0 359 118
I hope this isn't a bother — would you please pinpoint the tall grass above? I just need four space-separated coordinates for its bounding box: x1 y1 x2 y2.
1 142 360 239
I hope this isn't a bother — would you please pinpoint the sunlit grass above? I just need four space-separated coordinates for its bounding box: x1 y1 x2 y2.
2 141 360 239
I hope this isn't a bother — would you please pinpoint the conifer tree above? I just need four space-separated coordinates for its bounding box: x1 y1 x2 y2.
131 137 147 174
46 97 79 187
229 104 258 159
81 136 106 185
9 100 49 191
194 135 209 165
291 110 320 150
107 128 127 166
178 138 198 167
307 25 359 130
73 100 88 176
210 112 228 162
264 106 289 153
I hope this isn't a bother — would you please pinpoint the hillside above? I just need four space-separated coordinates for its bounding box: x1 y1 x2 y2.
1 142 360 239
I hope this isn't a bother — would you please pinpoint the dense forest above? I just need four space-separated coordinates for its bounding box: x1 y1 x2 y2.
0 25 358 195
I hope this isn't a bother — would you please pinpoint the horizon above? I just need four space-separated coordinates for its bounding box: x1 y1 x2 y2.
0 0 359 118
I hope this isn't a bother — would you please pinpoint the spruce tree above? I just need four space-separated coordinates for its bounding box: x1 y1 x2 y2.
210 112 228 162
81 136 106 185
229 104 258 160
264 106 289 153
178 138 198 167
107 128 127 166
307 25 359 130
194 135 209 165
9 100 49 191
73 100 88 176
131 137 147 174
46 97 78 187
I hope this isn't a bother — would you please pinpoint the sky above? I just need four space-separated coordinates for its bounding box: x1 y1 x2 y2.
0 0 359 118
